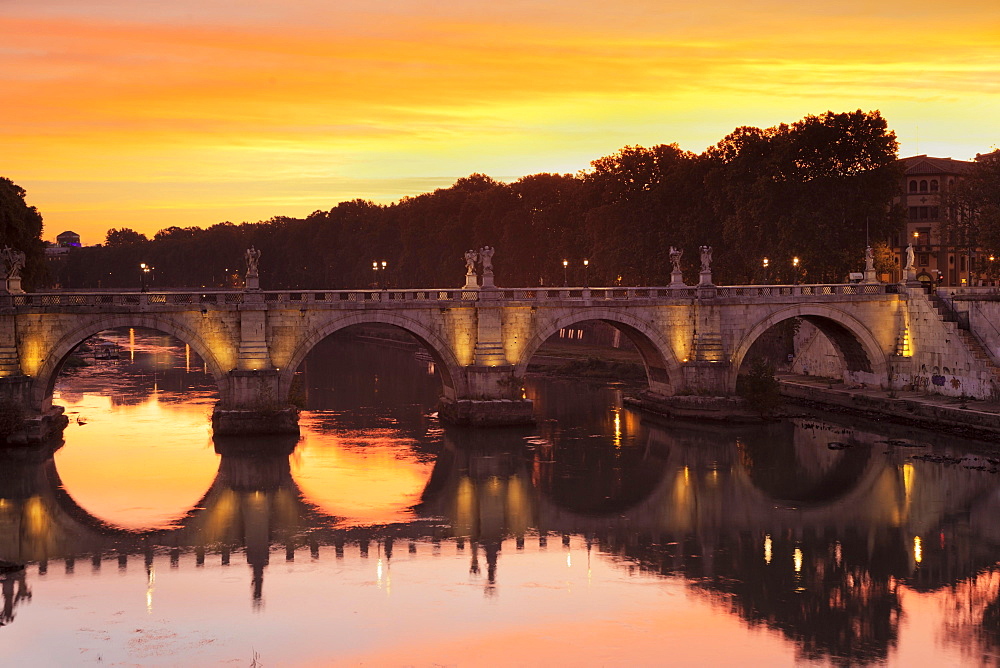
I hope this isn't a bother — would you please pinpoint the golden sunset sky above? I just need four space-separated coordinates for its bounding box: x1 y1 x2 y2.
2 0 998 243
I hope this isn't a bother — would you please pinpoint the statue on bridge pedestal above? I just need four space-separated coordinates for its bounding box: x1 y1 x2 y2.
669 246 685 287
479 246 495 288
464 249 479 275
699 246 712 273
862 245 878 284
479 246 494 274
245 246 261 291
698 245 713 287
463 249 479 289
245 246 261 277
0 247 26 294
903 242 918 285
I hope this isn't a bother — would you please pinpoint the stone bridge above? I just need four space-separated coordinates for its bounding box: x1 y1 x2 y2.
0 280 995 435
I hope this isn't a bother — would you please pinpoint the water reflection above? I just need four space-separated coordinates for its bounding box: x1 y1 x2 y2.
2 331 1000 664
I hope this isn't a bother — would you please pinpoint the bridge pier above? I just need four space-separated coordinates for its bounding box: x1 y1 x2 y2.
681 360 732 395
438 364 534 427
0 375 67 445
211 370 299 436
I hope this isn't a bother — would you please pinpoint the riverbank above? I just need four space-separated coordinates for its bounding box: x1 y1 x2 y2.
777 373 1000 439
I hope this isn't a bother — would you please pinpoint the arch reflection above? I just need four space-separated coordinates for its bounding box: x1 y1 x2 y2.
4 376 1000 663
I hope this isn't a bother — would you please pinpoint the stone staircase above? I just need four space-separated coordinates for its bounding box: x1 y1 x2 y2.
927 292 1000 386
691 332 725 362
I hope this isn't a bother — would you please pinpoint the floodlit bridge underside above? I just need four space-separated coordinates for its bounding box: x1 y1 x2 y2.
0 282 978 434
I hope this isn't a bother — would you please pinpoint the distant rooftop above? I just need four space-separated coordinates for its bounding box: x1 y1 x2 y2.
899 155 972 176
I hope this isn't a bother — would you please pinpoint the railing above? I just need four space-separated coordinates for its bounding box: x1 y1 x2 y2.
6 289 482 307
5 283 900 308
714 283 899 297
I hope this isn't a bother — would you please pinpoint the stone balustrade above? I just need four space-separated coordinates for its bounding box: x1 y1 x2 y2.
3 282 899 309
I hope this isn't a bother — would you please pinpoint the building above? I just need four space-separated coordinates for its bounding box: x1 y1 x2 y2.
894 155 974 286
55 230 82 248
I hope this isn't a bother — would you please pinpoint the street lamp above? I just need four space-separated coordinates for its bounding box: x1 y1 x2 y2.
583 259 589 287
372 261 378 288
139 263 152 292
563 259 568 287
381 260 387 289
792 256 800 285
762 257 769 284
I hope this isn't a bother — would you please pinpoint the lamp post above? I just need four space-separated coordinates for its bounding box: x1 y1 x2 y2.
372 261 378 288
563 259 568 287
792 256 800 285
381 260 388 289
583 259 589 287
139 263 151 292
762 257 769 284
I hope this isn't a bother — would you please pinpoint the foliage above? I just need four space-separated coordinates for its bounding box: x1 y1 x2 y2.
105 228 148 246
940 151 1000 276
737 358 782 415
0 177 47 290
39 109 906 291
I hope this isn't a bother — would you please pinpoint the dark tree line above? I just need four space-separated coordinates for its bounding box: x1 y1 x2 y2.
37 109 907 290
0 178 46 290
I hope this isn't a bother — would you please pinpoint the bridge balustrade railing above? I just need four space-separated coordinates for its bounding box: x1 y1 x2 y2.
6 283 901 307
493 287 701 300
716 283 897 297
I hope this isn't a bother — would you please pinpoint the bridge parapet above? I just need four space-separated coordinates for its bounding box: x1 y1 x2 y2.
4 283 900 310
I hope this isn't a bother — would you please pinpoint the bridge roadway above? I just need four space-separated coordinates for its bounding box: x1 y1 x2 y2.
0 281 995 435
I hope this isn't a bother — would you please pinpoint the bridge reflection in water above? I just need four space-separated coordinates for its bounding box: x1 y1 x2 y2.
3 402 1000 663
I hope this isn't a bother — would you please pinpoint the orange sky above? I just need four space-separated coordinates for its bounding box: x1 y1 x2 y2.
2 0 998 244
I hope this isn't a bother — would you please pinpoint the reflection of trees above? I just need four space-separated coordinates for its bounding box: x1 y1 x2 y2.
0 571 31 627
614 530 907 665
532 415 668 515
11 369 1000 663
737 420 872 505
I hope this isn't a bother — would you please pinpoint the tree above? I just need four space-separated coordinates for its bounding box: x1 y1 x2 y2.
0 177 47 289
940 151 1000 281
105 228 148 246
704 110 902 283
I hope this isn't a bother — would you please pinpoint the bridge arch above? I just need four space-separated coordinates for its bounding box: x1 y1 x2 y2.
30 314 233 412
513 308 683 395
730 304 889 392
277 312 467 403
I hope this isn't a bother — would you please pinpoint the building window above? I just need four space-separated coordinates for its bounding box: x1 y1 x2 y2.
920 180 928 192
919 254 929 266
930 179 939 192
930 206 939 219
909 180 918 192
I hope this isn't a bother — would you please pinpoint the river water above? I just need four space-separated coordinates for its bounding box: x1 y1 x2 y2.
3 328 1000 666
